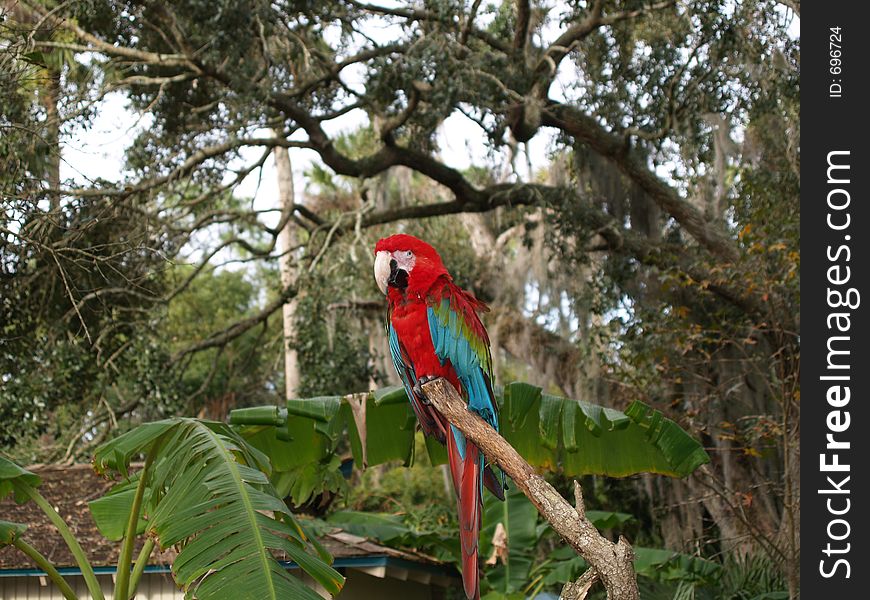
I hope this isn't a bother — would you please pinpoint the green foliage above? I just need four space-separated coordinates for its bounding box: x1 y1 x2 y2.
93 417 344 599
1 197 177 459
480 486 539 594
500 382 709 478
2 421 343 600
232 382 709 508
2 0 800 592
88 473 149 541
528 539 788 600
334 431 458 558
232 382 710 596
292 275 379 397
0 519 27 544
164 266 281 410
536 544 722 592
0 454 41 503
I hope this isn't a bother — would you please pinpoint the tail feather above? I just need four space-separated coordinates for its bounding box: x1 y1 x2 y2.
458 443 482 600
443 403 501 599
446 422 462 492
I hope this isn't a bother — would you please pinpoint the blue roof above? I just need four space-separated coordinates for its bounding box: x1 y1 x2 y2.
0 555 458 579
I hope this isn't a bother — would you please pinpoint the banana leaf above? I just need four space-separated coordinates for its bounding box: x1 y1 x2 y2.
0 520 27 545
0 455 41 504
480 486 539 594
92 418 344 600
229 381 710 505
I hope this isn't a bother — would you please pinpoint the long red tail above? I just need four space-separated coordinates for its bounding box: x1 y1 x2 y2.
448 431 482 600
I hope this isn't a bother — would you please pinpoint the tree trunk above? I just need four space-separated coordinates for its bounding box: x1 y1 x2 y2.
274 143 300 400
42 67 61 212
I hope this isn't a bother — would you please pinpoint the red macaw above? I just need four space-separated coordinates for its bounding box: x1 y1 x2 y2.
374 234 505 600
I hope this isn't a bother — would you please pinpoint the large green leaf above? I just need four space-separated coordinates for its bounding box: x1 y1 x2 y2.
0 520 27 545
88 474 149 541
361 396 417 465
240 414 342 506
504 383 707 477
0 454 41 503
235 393 416 505
93 418 344 600
325 510 410 542
624 401 711 478
229 381 709 495
479 486 540 594
285 397 342 422
584 510 635 530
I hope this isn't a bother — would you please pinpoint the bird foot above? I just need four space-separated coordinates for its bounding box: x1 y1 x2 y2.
413 376 437 404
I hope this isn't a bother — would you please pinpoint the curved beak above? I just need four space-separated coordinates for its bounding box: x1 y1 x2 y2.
374 251 391 295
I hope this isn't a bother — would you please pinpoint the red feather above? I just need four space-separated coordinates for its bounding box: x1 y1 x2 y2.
459 443 482 600
446 425 463 494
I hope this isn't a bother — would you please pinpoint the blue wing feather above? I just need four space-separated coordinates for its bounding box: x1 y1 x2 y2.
388 323 416 403
428 295 506 499
427 303 498 432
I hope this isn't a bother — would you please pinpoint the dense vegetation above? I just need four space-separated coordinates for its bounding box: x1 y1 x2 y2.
2 0 799 597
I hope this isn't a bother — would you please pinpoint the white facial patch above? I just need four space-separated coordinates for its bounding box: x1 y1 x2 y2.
373 250 417 294
393 250 416 274
374 251 391 295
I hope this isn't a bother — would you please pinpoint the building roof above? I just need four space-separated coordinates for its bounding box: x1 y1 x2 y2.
0 464 452 583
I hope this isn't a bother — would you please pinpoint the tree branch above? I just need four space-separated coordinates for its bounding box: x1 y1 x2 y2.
170 283 297 362
513 0 531 50
23 1 195 69
533 0 602 89
542 101 740 262
561 566 600 600
421 378 639 600
58 137 310 198
344 0 512 54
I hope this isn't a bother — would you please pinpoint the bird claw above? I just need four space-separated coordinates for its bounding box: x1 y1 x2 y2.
414 376 437 404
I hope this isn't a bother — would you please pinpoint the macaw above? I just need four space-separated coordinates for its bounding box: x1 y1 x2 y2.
373 234 505 600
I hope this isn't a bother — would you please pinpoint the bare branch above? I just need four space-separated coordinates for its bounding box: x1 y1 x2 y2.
170 283 297 362
561 568 599 600
460 0 484 46
24 1 196 69
531 1 674 99
421 378 639 600
57 137 309 198
344 0 513 54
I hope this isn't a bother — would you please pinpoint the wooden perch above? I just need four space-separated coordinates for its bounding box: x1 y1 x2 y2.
421 378 639 600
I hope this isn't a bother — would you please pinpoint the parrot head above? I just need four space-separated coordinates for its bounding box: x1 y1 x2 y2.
374 234 449 297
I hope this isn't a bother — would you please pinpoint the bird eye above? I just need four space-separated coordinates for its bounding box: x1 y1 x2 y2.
406 251 413 257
